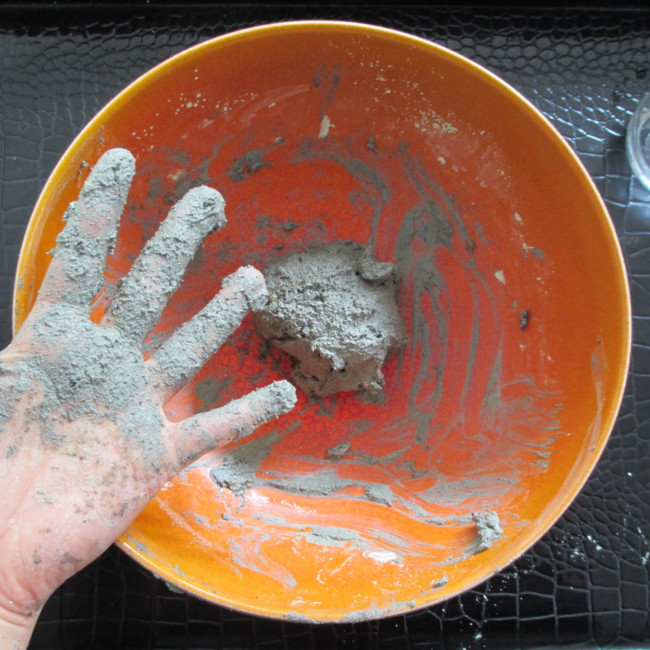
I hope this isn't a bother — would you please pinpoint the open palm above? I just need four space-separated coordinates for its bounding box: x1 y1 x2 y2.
0 149 295 648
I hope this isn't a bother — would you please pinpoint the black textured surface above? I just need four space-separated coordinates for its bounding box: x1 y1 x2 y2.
1 4 649 649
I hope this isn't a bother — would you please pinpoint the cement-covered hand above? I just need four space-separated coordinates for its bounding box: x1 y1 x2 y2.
0 149 297 649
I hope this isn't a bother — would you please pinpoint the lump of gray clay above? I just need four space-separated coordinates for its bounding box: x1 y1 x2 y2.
254 241 407 397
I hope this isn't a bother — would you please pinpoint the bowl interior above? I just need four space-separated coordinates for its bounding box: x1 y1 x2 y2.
14 22 630 621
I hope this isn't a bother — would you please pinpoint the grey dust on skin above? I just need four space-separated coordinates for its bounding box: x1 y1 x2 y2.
105 185 227 344
254 240 407 397
48 148 135 308
4 147 297 467
0 148 298 632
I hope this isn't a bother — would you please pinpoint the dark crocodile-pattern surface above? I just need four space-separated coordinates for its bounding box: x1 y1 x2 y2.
1 4 649 649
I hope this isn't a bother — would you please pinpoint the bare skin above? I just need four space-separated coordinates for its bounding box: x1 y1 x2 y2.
0 149 296 648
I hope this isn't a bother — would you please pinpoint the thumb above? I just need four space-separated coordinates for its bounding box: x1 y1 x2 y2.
170 380 297 468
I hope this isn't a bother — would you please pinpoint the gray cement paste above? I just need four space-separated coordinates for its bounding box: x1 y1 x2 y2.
254 241 407 397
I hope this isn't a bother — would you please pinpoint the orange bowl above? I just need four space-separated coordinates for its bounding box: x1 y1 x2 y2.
13 21 631 622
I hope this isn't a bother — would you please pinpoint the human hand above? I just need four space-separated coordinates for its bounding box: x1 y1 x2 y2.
0 149 296 648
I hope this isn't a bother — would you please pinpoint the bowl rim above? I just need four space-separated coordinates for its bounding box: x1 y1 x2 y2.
12 19 632 621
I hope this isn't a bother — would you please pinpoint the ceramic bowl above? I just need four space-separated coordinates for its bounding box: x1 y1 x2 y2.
14 21 631 622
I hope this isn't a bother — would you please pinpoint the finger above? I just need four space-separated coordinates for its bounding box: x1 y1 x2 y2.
149 265 268 396
171 380 297 468
104 186 226 342
39 148 135 310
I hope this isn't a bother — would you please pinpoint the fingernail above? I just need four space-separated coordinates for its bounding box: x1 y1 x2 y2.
253 380 298 421
179 186 226 231
223 266 268 311
83 149 136 205
95 148 136 184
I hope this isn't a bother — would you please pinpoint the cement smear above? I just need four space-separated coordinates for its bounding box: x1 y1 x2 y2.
254 241 407 396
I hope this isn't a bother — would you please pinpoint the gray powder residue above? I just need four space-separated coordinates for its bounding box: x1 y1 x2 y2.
227 150 268 182
326 440 351 461
472 511 503 552
255 241 407 397
33 304 146 416
431 576 449 589
211 431 282 496
211 429 395 507
29 302 165 459
0 362 31 438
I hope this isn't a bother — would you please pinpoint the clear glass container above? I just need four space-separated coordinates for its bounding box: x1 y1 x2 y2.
627 92 650 193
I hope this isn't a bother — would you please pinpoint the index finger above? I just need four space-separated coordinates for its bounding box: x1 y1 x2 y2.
38 148 135 311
